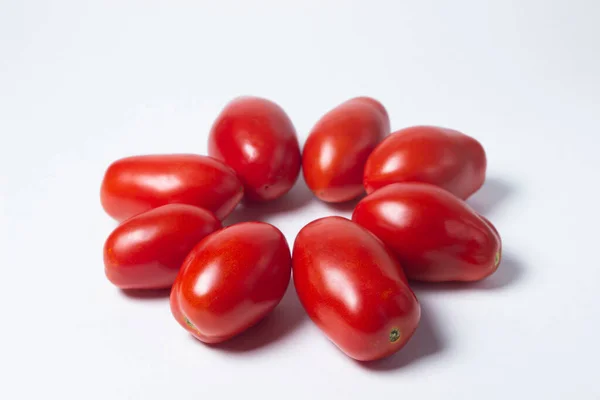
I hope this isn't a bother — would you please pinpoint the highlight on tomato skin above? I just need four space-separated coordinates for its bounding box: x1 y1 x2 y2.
352 182 501 283
363 125 487 199
103 204 222 290
208 96 302 203
170 221 292 344
292 216 421 361
100 154 244 221
302 97 390 203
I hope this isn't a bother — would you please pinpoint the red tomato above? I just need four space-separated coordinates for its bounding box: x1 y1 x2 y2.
302 97 390 202
170 222 291 343
293 216 420 361
101 154 243 221
364 126 486 199
104 204 221 289
352 183 501 282
208 97 301 202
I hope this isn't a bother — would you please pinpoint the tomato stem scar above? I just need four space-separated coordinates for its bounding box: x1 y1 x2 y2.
184 316 196 330
389 328 401 343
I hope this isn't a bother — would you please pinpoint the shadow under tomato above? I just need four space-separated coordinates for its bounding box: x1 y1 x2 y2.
358 299 446 371
224 177 315 226
410 250 525 292
200 280 308 352
467 177 514 216
323 192 366 214
119 287 171 300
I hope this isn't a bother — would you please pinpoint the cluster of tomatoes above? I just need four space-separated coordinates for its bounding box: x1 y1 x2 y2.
101 96 501 362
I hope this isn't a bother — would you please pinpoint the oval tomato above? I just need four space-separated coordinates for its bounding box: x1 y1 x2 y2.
208 96 301 202
364 126 486 199
352 183 501 282
104 204 221 289
101 154 243 221
170 222 291 343
302 97 390 203
293 216 420 361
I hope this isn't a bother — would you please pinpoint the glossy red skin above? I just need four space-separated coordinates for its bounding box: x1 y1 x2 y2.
293 217 420 361
364 126 486 199
354 96 391 133
303 97 390 203
104 204 221 289
208 97 301 202
101 154 243 221
170 222 291 343
352 183 501 282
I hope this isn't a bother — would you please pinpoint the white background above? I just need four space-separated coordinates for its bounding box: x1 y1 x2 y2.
1 1 599 399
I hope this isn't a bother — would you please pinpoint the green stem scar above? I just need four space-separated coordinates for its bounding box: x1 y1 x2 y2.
389 328 401 343
185 316 196 330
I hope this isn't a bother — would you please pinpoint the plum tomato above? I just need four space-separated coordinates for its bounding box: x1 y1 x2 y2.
364 126 486 199
208 96 301 202
101 154 243 221
302 97 390 203
293 216 420 361
170 222 291 343
352 183 501 282
104 204 221 289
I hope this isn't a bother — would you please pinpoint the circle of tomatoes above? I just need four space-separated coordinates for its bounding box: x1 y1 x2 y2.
100 95 502 363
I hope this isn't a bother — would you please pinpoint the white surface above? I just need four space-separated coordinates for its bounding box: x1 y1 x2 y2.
1 1 599 399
